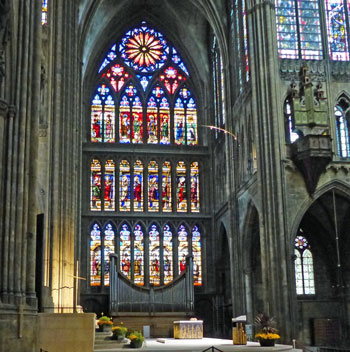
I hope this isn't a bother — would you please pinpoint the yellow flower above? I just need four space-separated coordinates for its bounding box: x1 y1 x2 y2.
129 334 138 340
255 332 280 340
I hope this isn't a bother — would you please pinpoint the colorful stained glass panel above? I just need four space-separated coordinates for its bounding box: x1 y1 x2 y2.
325 0 349 60
120 96 131 143
149 224 160 285
162 161 172 212
186 98 198 145
163 225 173 284
120 160 131 211
91 159 102 211
90 223 102 286
104 223 115 286
120 224 131 279
148 161 159 212
192 226 202 286
91 95 103 142
132 97 143 143
134 160 144 211
104 96 115 143
178 225 188 274
174 98 185 145
275 0 299 58
176 161 187 212
104 160 115 211
190 162 199 212
147 97 158 144
134 224 144 286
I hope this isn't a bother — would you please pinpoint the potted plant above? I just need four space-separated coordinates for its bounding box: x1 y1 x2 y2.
111 325 127 340
254 313 280 346
128 331 144 348
97 314 113 332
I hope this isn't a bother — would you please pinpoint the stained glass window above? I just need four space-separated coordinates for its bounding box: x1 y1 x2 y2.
42 0 48 25
104 160 115 211
91 159 102 211
101 64 129 92
148 161 159 212
134 160 144 211
92 22 198 145
176 161 187 212
325 0 349 60
174 88 198 145
190 162 200 212
119 23 168 72
284 97 299 143
335 103 350 157
192 225 202 286
149 224 160 285
104 223 115 286
134 224 144 286
120 223 131 279
242 0 250 80
91 94 103 143
160 66 186 95
275 0 322 59
162 161 172 212
120 160 131 211
163 224 173 284
220 56 226 126
104 96 115 143
178 225 188 274
234 0 243 91
90 223 102 286
91 85 115 143
294 231 315 295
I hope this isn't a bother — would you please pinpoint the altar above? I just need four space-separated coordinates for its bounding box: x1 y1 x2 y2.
173 320 203 339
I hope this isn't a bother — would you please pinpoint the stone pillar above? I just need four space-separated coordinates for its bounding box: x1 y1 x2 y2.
247 0 294 341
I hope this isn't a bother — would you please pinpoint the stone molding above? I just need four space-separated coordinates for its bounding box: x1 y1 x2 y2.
280 59 326 81
0 97 8 118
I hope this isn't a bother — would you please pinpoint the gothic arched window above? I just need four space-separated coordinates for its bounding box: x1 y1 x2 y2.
335 98 350 157
284 96 299 143
86 22 203 289
275 0 323 60
294 231 315 295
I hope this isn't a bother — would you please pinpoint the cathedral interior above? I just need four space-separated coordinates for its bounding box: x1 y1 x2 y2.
1 0 350 351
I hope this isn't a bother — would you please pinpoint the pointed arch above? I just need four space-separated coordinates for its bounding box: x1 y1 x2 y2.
334 94 350 157
90 222 102 286
133 222 145 286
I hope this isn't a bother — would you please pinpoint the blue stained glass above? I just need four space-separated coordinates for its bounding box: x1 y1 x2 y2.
148 97 157 108
133 96 142 107
187 98 196 109
325 0 349 60
98 85 109 97
92 94 102 105
137 75 151 91
275 0 299 58
160 97 169 108
107 51 117 61
175 98 184 109
99 58 110 73
172 48 190 76
120 96 130 107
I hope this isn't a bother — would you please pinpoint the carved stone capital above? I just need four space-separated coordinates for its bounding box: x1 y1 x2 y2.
0 97 8 118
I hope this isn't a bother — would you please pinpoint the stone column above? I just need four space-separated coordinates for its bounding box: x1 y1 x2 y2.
247 0 294 341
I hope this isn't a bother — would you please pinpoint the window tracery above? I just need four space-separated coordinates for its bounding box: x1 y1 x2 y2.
294 231 315 295
335 98 350 157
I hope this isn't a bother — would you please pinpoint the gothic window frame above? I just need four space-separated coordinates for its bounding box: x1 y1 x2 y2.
88 219 203 289
284 95 301 144
294 230 316 296
275 0 323 60
334 96 350 157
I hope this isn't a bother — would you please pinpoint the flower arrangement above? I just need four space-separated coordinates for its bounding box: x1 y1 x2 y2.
97 313 113 332
254 313 280 346
128 331 144 348
111 324 127 340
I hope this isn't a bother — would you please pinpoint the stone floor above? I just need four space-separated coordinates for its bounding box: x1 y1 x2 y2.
94 332 301 352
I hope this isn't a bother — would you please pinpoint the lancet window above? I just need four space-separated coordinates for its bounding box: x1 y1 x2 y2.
89 222 202 287
90 158 200 213
294 231 315 295
335 98 350 157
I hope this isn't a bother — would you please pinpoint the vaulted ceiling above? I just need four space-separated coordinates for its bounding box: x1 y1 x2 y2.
78 0 228 85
